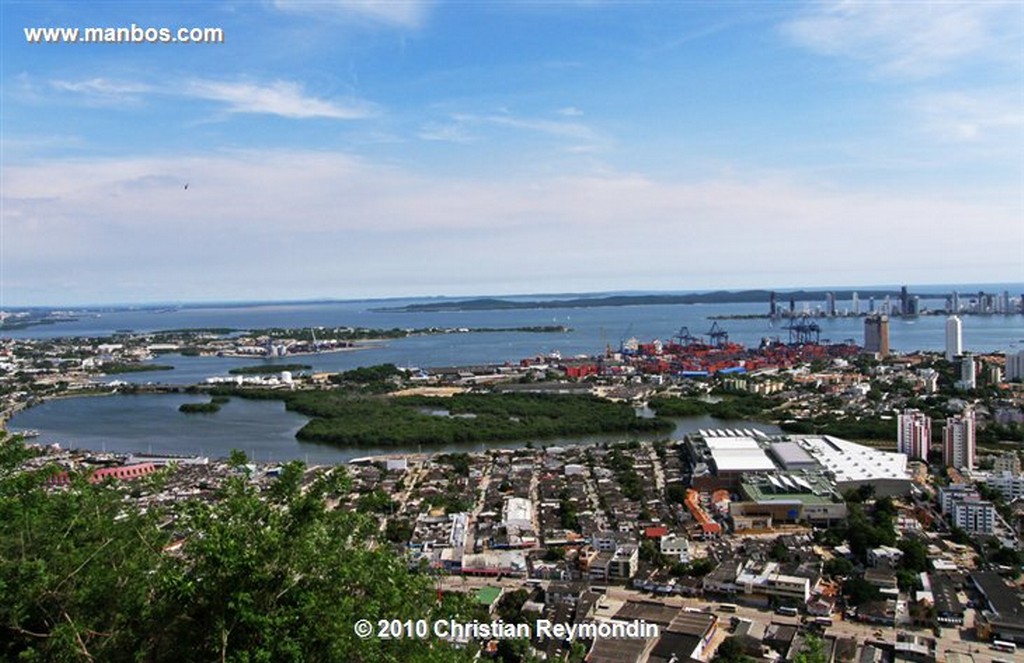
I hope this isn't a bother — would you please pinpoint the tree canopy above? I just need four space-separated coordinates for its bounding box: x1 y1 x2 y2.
0 438 473 662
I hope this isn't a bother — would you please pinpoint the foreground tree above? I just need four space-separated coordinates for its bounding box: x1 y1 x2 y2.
0 440 473 662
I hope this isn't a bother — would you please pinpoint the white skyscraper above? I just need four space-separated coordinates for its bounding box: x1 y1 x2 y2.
945 316 962 361
898 409 931 462
851 292 859 315
943 411 975 471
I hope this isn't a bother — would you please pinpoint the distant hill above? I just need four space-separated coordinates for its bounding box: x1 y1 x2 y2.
376 289 906 312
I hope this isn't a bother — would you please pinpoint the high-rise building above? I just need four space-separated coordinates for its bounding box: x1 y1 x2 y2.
898 409 931 462
826 292 836 317
943 411 975 471
945 316 962 361
769 291 777 318
1006 350 1024 382
951 290 960 313
959 355 976 390
864 315 890 358
900 285 909 316
851 292 859 315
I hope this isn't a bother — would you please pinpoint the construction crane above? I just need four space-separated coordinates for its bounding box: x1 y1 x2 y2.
707 322 729 348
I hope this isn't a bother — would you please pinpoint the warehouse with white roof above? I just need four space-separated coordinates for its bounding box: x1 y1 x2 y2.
686 430 911 497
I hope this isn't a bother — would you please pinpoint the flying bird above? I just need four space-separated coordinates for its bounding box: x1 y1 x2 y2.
184 183 189 190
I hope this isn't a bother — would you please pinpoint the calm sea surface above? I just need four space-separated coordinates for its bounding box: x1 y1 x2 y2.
6 292 1021 462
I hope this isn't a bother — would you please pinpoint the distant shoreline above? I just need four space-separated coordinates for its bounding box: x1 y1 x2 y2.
376 289 933 313
7 282 1021 312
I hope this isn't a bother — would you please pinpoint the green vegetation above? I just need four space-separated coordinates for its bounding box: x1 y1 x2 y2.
780 415 894 441
228 388 672 447
605 444 644 501
648 396 710 417
0 439 473 661
823 557 855 577
558 489 580 531
648 392 775 421
843 576 882 606
328 363 404 392
436 453 471 477
978 421 1024 444
669 558 715 578
98 362 174 374
384 518 414 544
792 634 828 663
356 489 396 514
712 637 756 663
228 363 312 375
179 401 221 414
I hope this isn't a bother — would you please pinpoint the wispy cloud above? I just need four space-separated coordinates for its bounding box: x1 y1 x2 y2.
3 150 1018 303
272 0 431 29
479 113 595 141
417 110 601 148
48 78 153 105
782 1 1021 79
47 76 376 120
913 89 1024 142
417 121 476 143
185 79 376 119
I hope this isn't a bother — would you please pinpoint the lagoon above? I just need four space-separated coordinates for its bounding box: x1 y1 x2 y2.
9 393 781 464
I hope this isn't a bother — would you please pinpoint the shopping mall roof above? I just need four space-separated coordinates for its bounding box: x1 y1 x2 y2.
705 437 777 472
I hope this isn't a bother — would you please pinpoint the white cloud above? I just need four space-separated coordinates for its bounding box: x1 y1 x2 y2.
417 121 476 143
2 150 1019 303
417 110 602 148
185 79 376 119
47 75 375 120
912 89 1024 142
782 1 1021 79
272 0 430 29
557 107 584 117
51 78 153 96
48 78 154 106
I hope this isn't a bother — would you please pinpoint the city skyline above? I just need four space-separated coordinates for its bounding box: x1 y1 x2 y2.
2 1 1022 306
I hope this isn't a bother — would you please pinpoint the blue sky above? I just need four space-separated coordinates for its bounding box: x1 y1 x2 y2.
2 1 1022 305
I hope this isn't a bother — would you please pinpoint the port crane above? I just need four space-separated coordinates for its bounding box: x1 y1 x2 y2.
673 326 701 346
707 322 729 348
785 316 820 345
